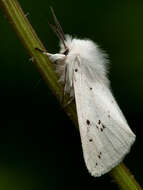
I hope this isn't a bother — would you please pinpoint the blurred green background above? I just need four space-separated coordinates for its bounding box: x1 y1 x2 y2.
0 0 143 189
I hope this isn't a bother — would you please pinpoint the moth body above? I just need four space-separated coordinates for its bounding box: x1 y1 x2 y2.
44 35 136 177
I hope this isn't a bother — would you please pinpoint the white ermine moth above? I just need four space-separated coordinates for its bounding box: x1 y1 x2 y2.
36 8 136 177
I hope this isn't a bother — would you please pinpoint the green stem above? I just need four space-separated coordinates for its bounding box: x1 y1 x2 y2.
0 1 141 190
110 163 142 190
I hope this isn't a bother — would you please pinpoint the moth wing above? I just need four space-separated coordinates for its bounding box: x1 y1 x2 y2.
73 56 135 177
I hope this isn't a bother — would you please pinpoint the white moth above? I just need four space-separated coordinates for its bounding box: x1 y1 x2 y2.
36 8 136 177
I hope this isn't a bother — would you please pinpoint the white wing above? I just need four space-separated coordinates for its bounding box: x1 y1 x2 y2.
73 56 136 177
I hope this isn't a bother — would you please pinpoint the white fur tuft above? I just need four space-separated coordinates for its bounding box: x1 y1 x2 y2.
57 35 109 96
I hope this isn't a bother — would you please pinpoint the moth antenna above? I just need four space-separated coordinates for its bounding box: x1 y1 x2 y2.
48 21 65 47
48 21 67 50
50 6 65 40
49 7 68 50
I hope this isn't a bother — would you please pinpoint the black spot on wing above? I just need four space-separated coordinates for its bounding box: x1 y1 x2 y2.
102 124 106 129
90 87 92 90
96 120 106 132
89 138 93 142
75 69 78 72
107 111 111 118
86 120 90 125
98 152 102 159
98 155 101 159
96 125 99 129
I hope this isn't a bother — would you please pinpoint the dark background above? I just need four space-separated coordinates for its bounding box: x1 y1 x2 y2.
0 0 143 189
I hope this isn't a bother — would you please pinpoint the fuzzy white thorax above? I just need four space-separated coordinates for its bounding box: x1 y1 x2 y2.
56 35 109 97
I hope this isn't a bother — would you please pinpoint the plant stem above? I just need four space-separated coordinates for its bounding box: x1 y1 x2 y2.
0 0 142 189
110 163 142 190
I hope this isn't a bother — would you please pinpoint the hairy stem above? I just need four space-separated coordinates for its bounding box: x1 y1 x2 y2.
0 1 142 190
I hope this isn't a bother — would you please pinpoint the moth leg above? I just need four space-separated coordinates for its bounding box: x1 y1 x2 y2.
61 64 75 108
62 57 77 107
63 97 75 108
35 47 46 53
61 85 65 105
35 47 67 105
35 47 66 63
61 64 67 105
